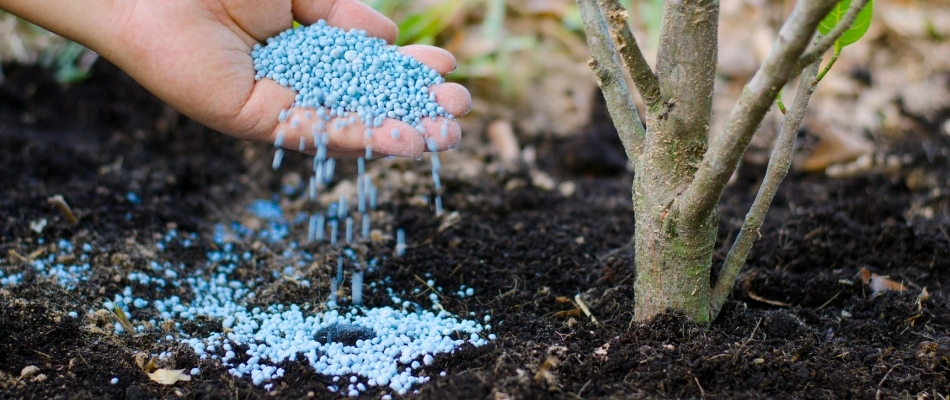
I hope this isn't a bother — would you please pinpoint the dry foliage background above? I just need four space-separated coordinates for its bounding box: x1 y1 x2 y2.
1 0 947 203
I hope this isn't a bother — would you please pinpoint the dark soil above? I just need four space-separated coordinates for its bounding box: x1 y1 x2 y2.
1 62 949 399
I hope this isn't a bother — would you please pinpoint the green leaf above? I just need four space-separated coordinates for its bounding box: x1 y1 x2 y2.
817 0 874 49
394 1 466 46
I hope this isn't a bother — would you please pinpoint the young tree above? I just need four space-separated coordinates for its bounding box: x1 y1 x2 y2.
577 0 873 323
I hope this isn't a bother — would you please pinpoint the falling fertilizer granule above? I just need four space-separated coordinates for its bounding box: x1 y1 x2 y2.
0 20 483 398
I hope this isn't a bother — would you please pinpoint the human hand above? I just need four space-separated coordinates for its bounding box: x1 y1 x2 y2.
107 0 470 158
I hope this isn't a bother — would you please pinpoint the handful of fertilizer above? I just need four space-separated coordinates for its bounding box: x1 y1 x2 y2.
253 20 452 136
253 20 451 243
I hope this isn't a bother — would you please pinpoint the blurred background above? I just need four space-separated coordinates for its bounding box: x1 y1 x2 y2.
1 0 947 178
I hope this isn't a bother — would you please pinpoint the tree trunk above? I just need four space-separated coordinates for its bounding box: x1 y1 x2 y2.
632 161 718 324
580 0 860 324
628 0 719 323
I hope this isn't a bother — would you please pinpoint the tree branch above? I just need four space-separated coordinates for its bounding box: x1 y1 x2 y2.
796 0 870 72
630 0 717 205
709 60 821 318
598 0 661 107
577 0 645 161
678 0 838 230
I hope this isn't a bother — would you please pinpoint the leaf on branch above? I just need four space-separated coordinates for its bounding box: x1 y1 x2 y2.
818 0 874 50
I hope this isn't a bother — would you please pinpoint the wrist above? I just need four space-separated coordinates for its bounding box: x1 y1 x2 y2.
0 0 124 61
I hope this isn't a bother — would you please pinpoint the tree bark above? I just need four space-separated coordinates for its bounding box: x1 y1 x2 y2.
578 0 860 324
633 199 718 323
680 0 838 231
577 0 645 162
630 0 718 322
710 59 821 319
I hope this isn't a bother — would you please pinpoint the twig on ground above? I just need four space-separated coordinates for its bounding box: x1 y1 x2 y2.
876 365 897 399
574 294 599 325
577 379 592 397
746 291 793 308
112 302 137 335
47 194 79 225
816 290 844 310
414 274 446 302
733 317 763 360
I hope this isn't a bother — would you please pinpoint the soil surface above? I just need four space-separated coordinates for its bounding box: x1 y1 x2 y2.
1 60 949 400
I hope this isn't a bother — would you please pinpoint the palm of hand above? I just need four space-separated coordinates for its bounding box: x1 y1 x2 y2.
111 0 468 158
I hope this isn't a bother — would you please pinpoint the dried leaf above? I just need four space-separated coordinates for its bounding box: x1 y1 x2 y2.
134 353 149 371
900 76 950 123
869 275 905 294
486 119 520 165
551 308 581 318
143 357 158 374
917 287 931 310
147 369 191 385
533 356 558 384
879 4 950 38
859 268 872 284
802 124 873 172
860 267 906 294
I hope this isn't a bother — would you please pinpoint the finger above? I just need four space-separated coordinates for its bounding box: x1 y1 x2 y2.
251 85 467 156
420 118 462 152
239 79 465 157
430 82 472 117
353 119 427 158
291 0 398 43
231 78 296 144
397 45 458 75
219 1 294 44
257 107 462 159
272 107 428 159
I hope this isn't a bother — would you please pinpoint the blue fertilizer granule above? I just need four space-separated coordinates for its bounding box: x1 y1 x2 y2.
253 20 451 133
248 199 284 222
8 22 468 397
2 218 492 396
